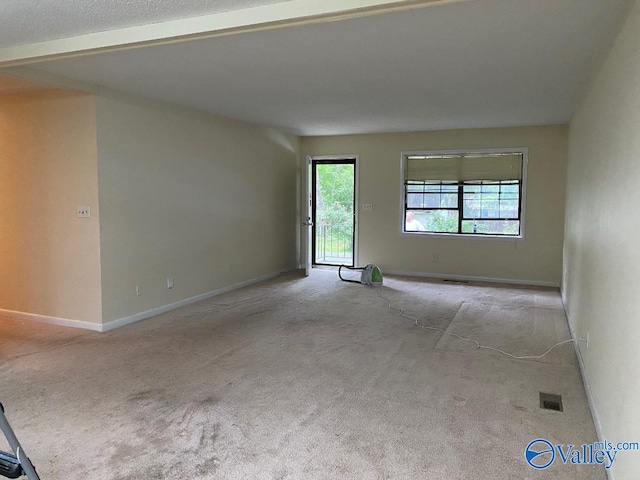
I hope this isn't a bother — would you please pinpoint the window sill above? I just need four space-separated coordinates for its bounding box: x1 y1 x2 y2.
400 231 524 240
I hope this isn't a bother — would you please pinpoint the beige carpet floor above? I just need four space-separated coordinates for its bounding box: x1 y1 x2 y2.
0 269 604 479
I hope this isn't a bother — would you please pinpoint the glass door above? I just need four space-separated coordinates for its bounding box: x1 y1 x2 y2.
312 159 356 267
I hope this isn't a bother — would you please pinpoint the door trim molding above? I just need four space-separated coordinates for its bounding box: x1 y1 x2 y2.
308 154 359 268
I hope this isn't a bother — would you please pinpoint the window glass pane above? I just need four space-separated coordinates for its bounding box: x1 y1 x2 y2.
499 182 519 218
407 193 424 208
424 184 441 193
501 184 519 194
462 181 520 219
407 190 458 208
424 182 458 193
407 183 424 193
462 220 520 235
481 197 500 218
485 184 501 194
424 194 442 208
441 194 458 207
406 210 458 233
463 194 480 218
408 193 441 208
498 198 519 219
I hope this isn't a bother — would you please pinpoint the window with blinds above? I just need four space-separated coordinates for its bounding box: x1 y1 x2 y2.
402 150 526 236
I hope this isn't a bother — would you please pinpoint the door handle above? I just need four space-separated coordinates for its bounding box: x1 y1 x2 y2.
302 221 314 226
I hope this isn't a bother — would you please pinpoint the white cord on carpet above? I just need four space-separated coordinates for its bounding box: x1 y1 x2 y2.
376 288 575 360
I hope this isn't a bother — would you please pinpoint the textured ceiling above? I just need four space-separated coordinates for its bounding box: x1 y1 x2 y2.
0 0 293 48
25 0 630 136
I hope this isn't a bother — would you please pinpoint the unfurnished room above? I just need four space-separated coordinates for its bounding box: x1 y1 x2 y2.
0 1 639 479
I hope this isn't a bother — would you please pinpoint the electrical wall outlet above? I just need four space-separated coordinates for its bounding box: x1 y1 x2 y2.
167 277 174 289
136 285 142 297
77 206 91 218
433 254 439 263
362 203 373 210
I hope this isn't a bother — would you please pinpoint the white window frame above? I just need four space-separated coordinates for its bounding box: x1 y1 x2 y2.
399 147 528 239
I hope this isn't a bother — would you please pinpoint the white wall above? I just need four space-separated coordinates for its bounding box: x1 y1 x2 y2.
0 90 103 324
96 94 299 323
302 125 567 285
564 1 640 478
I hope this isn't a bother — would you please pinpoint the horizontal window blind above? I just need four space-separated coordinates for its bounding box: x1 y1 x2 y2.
405 153 523 182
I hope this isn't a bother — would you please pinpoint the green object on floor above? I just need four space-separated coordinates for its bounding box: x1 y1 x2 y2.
338 264 383 287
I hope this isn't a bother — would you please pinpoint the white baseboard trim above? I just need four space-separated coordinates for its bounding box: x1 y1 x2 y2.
101 269 291 332
561 297 614 480
0 269 294 333
382 269 559 288
0 308 103 332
